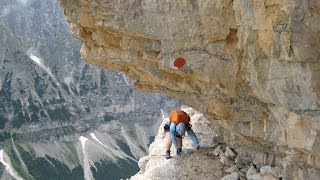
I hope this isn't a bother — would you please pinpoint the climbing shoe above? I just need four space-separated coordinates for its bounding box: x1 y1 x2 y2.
165 150 171 159
196 145 200 150
177 148 182 156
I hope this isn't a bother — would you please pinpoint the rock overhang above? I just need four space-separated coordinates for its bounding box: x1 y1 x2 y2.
59 0 320 175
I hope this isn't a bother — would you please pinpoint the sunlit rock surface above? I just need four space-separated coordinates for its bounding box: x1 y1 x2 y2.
131 106 284 180
131 106 224 180
59 0 320 178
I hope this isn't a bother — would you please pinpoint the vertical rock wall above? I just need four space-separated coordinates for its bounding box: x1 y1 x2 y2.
59 0 320 178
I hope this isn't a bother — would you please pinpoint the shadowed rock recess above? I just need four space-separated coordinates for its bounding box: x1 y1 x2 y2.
59 0 320 179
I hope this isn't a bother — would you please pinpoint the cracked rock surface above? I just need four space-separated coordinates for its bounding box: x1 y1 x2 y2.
131 107 283 180
59 0 320 178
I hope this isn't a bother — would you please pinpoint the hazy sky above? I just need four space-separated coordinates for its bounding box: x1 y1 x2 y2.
0 0 34 18
17 0 29 5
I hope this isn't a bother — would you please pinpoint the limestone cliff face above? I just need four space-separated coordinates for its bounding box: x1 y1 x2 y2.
59 0 320 178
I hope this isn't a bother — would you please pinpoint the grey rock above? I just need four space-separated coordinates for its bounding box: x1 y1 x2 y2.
246 165 258 179
235 156 246 169
225 164 239 173
260 166 281 178
213 145 224 156
240 167 248 173
220 154 229 165
138 156 150 173
221 172 239 180
225 147 236 158
238 171 246 178
247 174 263 180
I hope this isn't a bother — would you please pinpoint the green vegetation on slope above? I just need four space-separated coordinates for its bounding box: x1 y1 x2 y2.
63 142 80 166
91 158 139 180
4 139 34 180
46 105 71 122
5 140 84 180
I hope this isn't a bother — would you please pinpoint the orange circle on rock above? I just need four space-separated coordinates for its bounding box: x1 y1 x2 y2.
174 57 186 68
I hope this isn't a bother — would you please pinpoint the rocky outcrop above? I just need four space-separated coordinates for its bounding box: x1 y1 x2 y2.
131 106 224 180
131 106 284 180
59 0 320 178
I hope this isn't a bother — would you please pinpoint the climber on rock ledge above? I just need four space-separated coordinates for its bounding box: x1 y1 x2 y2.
164 109 200 159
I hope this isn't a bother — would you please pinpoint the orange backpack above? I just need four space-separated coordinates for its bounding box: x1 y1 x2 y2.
169 110 190 125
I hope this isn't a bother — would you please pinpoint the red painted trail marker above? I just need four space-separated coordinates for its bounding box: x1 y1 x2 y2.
174 57 186 68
